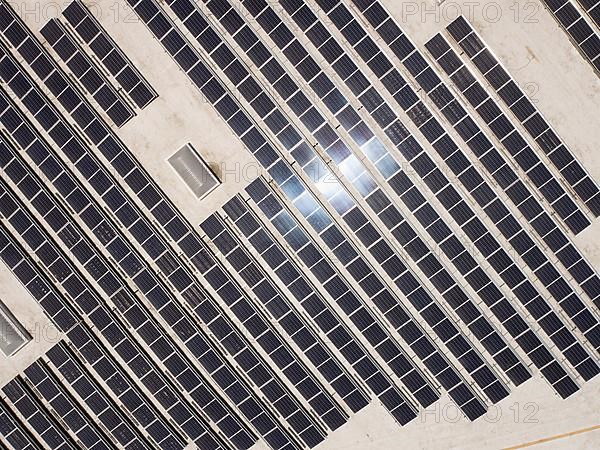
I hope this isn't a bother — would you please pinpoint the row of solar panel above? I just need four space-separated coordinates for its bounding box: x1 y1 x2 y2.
256 0 592 390
0 7 350 448
440 21 600 308
0 24 125 142
232 0 563 388
0 2 155 130
225 192 454 414
0 396 47 450
262 169 597 394
334 0 600 350
2 0 596 412
192 2 527 398
424 33 600 314
210 197 427 424
43 342 158 448
309 10 600 369
40 341 171 449
39 19 134 127
0 11 133 129
200 216 371 414
0 216 78 335
187 272 350 437
1 0 596 440
540 0 600 71
4 0 592 436
135 0 501 418
61 0 157 109
6 354 142 450
34 11 350 437
251 175 500 418
0 80 315 450
167 0 519 408
255 0 548 394
0 224 189 450
166 0 596 410
198 0 598 394
2 377 82 450
359 0 600 372
177 276 349 437
446 16 600 217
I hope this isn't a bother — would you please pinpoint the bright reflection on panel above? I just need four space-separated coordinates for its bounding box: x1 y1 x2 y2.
338 154 364 181
353 172 378 196
361 137 387 162
316 176 342 199
304 158 328 184
376 153 401 180
293 191 320 217
330 190 355 215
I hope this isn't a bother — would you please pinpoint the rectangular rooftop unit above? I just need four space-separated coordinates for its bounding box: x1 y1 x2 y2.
0 298 30 357
168 143 220 199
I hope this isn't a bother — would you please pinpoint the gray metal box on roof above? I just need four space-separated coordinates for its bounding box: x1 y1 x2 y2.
0 298 30 356
168 143 220 199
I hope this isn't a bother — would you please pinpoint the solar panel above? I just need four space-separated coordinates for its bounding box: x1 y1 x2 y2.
447 17 600 218
1 1 599 448
0 118 255 450
193 0 528 398
38 20 133 127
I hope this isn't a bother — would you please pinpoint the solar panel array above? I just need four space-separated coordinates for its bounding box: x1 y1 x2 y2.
164 0 522 413
40 18 135 127
61 0 157 110
204 199 423 424
4 351 144 450
5 0 157 129
444 16 600 218
0 225 192 450
425 35 595 233
539 0 600 73
0 1 599 449
131 0 600 397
